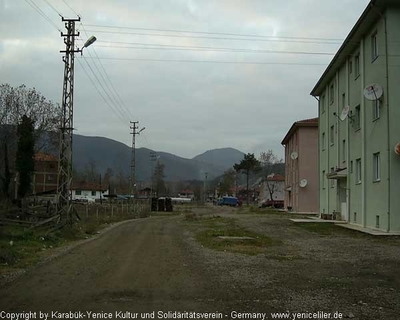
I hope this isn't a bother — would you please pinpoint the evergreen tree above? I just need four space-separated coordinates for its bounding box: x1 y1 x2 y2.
233 153 261 205
15 115 35 198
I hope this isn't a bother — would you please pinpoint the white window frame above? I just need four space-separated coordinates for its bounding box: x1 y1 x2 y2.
322 132 326 150
371 32 378 61
356 159 362 184
373 100 380 120
355 54 360 78
355 105 361 130
373 152 381 182
330 84 334 104
342 139 346 162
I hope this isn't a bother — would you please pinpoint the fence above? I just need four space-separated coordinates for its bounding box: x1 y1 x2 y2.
0 199 150 229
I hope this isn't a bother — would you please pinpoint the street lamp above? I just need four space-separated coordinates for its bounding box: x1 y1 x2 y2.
81 36 97 54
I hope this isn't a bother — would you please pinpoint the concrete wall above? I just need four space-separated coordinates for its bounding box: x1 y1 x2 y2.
387 8 400 231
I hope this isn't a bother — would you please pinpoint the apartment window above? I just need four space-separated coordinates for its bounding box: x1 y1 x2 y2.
330 168 335 188
76 190 82 195
355 105 361 130
321 95 326 114
330 125 335 145
329 83 335 104
355 53 360 78
342 93 346 109
371 32 378 61
322 132 326 150
349 59 353 74
91 191 96 196
342 139 346 162
322 170 326 189
373 152 381 181
356 159 362 184
350 161 353 173
373 100 380 120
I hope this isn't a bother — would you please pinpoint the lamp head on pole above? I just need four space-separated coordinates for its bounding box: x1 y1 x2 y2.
81 36 97 55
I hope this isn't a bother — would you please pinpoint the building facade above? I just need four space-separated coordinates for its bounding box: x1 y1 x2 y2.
281 118 319 213
32 153 58 195
311 0 400 232
259 174 285 206
71 182 109 202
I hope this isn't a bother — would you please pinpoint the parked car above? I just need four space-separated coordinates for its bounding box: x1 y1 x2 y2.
258 199 284 209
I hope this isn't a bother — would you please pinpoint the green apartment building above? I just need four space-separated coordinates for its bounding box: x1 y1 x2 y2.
311 0 400 233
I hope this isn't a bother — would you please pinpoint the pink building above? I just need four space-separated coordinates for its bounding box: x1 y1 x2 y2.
281 118 318 213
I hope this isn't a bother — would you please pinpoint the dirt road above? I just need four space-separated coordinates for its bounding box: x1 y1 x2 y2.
1 206 399 320
0 215 230 315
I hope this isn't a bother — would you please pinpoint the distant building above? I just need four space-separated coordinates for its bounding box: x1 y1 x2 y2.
281 118 319 213
71 181 109 202
178 189 195 200
311 0 400 232
259 174 285 205
32 153 58 195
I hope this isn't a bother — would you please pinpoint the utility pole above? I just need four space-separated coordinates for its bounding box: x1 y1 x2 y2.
56 17 81 222
130 121 139 198
56 17 96 222
204 172 208 204
150 151 157 197
130 122 145 198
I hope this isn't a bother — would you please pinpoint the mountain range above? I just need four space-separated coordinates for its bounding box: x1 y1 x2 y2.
72 134 245 182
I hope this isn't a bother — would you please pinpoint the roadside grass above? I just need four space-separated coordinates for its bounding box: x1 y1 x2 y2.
184 214 280 255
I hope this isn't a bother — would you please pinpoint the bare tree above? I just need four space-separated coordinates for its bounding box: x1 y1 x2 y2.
0 84 61 199
259 150 284 205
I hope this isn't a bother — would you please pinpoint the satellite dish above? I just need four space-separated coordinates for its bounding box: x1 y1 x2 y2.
363 83 383 101
291 151 298 160
299 179 308 188
340 105 350 121
395 142 400 156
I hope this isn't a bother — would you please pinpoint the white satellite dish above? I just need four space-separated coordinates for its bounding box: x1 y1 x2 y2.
299 179 308 188
395 142 400 156
291 151 298 160
363 83 383 101
340 105 350 121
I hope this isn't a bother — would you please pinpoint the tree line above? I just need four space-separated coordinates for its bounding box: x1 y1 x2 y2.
0 84 60 200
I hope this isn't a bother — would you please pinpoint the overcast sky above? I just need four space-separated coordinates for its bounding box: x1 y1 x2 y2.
0 0 370 159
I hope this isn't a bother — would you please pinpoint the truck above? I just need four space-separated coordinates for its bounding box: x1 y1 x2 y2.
218 196 239 207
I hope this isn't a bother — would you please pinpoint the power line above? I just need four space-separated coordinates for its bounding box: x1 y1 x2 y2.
77 38 132 121
76 57 128 125
82 57 328 66
85 29 343 45
79 23 134 120
60 0 80 16
25 0 61 32
42 0 62 16
79 23 134 119
96 42 335 56
85 23 343 43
